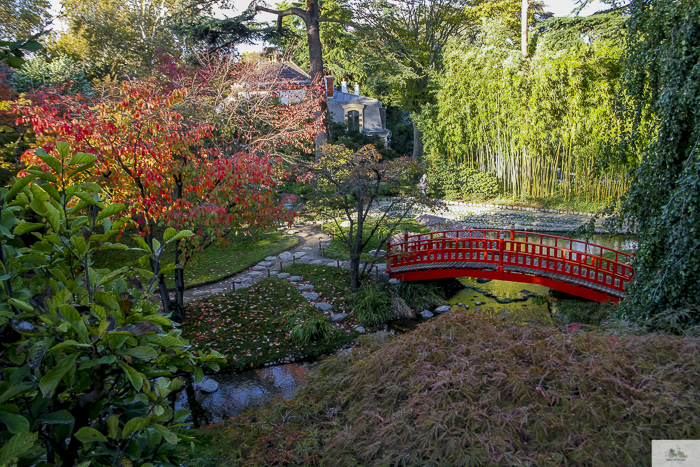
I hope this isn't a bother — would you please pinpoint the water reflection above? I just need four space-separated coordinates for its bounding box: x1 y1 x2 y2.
175 363 310 425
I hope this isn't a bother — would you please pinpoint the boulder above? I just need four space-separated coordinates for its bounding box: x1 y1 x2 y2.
199 379 219 394
420 310 434 319
315 302 333 312
327 312 347 322
476 278 492 284
497 298 513 304
355 326 366 334
298 232 311 238
434 305 451 314
388 278 400 285
310 259 326 265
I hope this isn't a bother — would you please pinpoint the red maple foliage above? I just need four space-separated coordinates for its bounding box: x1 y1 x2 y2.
17 55 325 319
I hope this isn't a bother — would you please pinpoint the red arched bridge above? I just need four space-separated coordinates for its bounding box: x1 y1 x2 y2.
386 229 634 303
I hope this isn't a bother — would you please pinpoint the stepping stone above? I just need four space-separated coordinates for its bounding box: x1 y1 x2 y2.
434 305 451 314
265 256 279 262
298 232 311 238
302 247 312 250
199 379 219 394
252 265 267 271
310 259 325 265
289 276 302 282
298 284 314 291
293 252 306 258
302 292 319 301
421 310 434 319
355 326 366 334
277 272 290 279
327 312 346 322
374 263 387 271
248 271 263 277
192 290 207 296
327 261 338 267
315 302 333 312
388 278 400 285
258 261 274 267
210 288 225 294
286 229 300 235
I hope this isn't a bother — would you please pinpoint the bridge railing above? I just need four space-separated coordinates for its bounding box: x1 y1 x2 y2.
386 229 634 297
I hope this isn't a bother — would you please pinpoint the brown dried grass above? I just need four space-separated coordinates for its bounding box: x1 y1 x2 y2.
217 309 700 466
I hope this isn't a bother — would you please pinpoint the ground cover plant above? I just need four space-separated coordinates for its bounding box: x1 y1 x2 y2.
93 229 298 289
181 265 357 371
347 281 392 327
212 308 700 466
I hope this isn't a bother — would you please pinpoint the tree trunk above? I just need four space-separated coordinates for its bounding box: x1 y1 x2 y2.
412 120 423 160
521 0 529 58
172 239 186 323
306 1 328 158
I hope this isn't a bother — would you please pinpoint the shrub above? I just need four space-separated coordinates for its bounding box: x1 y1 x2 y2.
427 160 501 199
216 310 700 466
0 143 225 465
285 307 333 346
347 281 392 326
398 280 446 310
10 54 92 95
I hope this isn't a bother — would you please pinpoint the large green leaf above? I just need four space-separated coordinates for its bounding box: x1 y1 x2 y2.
118 361 143 391
74 426 108 444
58 305 90 341
37 152 62 175
0 411 30 434
165 230 195 244
13 222 46 235
39 353 78 398
0 431 37 464
6 176 33 200
163 227 177 242
37 410 75 424
96 203 126 222
68 152 96 166
118 346 158 361
0 385 32 405
122 416 149 438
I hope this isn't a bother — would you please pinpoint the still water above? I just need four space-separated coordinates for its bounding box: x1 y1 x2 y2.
175 363 310 426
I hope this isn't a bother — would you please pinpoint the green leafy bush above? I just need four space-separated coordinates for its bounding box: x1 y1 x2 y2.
10 54 92 95
285 306 333 346
0 143 224 465
347 281 391 326
216 310 700 466
427 160 501 199
398 281 446 311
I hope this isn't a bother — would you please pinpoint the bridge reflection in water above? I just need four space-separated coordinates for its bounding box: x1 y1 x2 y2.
386 229 634 303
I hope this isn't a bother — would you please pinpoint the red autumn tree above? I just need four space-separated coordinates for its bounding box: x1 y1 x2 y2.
18 56 324 321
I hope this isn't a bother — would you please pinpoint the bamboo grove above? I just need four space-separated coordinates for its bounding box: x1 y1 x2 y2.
421 16 632 202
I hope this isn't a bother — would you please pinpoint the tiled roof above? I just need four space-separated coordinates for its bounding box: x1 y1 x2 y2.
330 90 379 103
250 60 311 84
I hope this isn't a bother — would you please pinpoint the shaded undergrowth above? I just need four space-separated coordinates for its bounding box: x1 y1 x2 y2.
212 308 700 466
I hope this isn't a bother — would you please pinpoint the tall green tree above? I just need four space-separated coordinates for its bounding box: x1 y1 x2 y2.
612 0 700 324
51 0 189 79
0 0 51 42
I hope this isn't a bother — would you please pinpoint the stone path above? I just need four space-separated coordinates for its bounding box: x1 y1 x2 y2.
178 224 350 303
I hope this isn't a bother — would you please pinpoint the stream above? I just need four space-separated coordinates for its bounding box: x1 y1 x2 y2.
176 233 637 426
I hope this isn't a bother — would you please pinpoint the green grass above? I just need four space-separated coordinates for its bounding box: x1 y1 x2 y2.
93 230 298 289
482 194 608 213
280 263 351 311
321 218 429 261
181 271 357 372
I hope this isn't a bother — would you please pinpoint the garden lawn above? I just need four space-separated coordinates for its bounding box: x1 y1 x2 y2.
181 270 357 371
321 218 429 261
94 231 298 289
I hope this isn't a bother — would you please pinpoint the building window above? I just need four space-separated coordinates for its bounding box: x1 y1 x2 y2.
348 110 360 131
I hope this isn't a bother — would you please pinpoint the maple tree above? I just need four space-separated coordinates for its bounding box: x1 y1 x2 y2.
17 57 323 321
